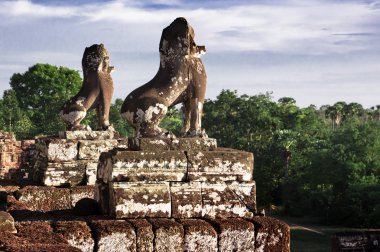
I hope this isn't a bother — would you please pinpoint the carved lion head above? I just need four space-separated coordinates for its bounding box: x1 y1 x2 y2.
159 17 206 58
82 44 114 73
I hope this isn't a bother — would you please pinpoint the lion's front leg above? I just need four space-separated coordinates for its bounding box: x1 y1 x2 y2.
98 77 114 130
97 101 111 130
181 100 191 136
185 97 207 138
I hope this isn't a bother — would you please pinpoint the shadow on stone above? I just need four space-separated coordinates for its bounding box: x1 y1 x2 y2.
73 198 100 216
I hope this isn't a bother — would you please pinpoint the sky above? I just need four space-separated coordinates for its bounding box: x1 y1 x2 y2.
0 0 379 108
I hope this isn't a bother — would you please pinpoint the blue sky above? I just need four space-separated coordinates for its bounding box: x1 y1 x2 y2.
0 0 379 108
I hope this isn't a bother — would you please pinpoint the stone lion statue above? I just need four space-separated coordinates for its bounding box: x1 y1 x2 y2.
60 44 114 131
121 17 207 138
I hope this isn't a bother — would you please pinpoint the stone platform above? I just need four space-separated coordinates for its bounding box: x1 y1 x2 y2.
32 130 119 186
95 138 256 219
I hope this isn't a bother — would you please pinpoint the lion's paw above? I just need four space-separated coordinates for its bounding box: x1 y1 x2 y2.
183 129 208 138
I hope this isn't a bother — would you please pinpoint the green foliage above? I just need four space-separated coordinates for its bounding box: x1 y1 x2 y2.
109 98 133 137
203 90 379 227
0 89 33 138
159 106 182 136
9 63 82 137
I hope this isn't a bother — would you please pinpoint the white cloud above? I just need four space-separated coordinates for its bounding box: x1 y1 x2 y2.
1 0 379 54
0 0 78 18
0 0 379 108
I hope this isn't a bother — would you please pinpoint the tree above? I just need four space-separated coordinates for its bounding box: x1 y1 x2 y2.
325 102 346 130
344 102 364 120
278 97 296 105
0 90 33 138
9 63 82 137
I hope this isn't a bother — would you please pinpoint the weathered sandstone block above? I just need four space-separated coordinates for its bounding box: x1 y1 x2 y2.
54 221 94 252
128 137 217 151
187 148 254 182
17 186 71 212
99 150 187 183
91 220 136 252
201 182 255 218
128 219 154 252
170 182 202 218
178 219 218 252
36 138 78 162
249 216 290 252
59 130 117 140
109 182 171 218
212 218 255 252
149 218 184 252
78 140 118 160
42 161 87 186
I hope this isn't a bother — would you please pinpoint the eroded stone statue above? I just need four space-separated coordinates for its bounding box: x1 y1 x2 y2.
121 17 207 138
60 44 114 131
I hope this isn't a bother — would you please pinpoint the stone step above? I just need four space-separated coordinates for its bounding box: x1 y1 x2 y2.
96 181 256 219
98 148 254 183
0 217 290 252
